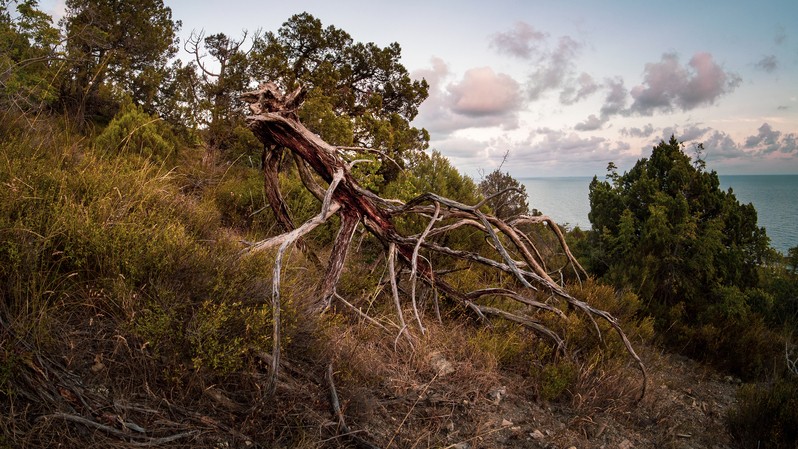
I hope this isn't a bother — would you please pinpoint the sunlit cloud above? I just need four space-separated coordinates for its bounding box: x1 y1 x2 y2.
413 59 522 136
448 67 522 117
629 52 741 115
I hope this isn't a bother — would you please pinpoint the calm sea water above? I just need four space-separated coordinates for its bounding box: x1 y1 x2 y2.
520 175 798 254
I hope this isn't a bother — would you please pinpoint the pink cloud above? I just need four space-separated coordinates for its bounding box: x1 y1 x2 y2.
629 52 741 115
412 59 522 135
448 67 522 117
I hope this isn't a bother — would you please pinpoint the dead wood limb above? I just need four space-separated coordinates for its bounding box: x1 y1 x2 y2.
510 214 589 280
40 412 200 445
410 201 440 335
258 168 345 393
333 293 389 331
319 210 360 311
388 243 412 347
241 82 647 400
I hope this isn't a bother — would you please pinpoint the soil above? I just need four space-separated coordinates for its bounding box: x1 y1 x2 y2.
345 347 740 449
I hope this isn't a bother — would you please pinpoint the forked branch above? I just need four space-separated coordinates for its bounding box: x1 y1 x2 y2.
240 82 647 399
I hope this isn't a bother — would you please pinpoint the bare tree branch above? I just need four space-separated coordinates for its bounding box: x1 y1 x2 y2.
240 82 647 400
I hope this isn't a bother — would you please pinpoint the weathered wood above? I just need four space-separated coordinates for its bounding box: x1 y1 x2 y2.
241 82 647 400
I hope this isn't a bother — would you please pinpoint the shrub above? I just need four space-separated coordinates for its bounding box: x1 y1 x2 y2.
727 378 798 449
95 102 180 161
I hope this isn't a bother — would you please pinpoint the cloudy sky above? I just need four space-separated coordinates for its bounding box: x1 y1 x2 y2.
44 0 798 177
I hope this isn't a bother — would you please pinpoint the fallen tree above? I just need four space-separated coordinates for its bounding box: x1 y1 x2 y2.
240 82 647 399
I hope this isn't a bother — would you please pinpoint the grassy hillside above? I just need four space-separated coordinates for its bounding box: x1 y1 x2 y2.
0 105 669 448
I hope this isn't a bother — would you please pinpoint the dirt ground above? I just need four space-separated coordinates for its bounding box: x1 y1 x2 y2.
341 347 740 449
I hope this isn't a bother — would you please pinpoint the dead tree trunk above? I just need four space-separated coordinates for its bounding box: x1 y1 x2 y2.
240 82 647 398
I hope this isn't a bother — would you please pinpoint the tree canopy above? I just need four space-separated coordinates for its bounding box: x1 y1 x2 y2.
585 136 772 366
478 169 530 219
0 0 60 112
248 13 429 182
59 0 180 122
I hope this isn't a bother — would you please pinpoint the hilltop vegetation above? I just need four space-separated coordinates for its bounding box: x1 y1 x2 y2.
2 1 797 448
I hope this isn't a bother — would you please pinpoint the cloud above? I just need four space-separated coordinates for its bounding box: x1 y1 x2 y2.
491 22 598 105
600 77 628 117
743 123 797 155
628 52 741 115
775 25 786 45
575 114 605 131
448 67 522 117
620 124 655 138
665 124 798 166
754 55 778 72
412 59 522 136
560 72 600 105
527 35 583 101
658 123 711 143
515 128 633 168
490 22 547 59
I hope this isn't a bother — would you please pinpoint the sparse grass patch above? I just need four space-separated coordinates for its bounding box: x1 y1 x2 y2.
727 377 798 449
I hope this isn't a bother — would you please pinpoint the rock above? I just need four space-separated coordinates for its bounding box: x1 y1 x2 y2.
450 443 470 449
429 351 455 377
489 386 507 405
530 429 545 440
619 438 633 449
501 419 513 427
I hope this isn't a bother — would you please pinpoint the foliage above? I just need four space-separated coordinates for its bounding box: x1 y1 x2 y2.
788 245 798 274
183 30 254 151
94 101 179 160
383 150 480 204
59 0 180 123
478 168 530 219
0 116 284 382
0 0 61 113
249 12 429 182
584 136 773 374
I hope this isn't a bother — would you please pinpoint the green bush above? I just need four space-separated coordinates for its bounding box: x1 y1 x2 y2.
538 361 577 401
95 102 180 161
215 166 271 230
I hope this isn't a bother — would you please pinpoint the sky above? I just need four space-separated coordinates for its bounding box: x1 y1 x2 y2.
42 0 798 178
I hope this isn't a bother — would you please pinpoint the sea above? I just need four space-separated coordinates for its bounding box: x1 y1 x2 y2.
520 175 798 255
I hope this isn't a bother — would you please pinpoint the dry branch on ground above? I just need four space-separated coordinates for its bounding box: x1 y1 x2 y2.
239 82 648 401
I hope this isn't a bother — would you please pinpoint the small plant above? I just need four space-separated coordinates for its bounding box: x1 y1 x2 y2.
94 102 179 161
538 361 577 401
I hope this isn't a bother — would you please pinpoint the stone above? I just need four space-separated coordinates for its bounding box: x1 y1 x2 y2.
489 386 507 405
429 351 455 377
530 429 545 440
